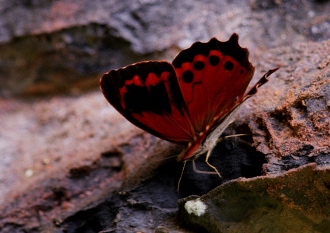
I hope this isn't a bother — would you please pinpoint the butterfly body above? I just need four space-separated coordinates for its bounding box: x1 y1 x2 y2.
100 34 278 162
178 104 243 161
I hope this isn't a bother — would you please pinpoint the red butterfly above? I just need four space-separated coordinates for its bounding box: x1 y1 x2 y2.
100 33 278 172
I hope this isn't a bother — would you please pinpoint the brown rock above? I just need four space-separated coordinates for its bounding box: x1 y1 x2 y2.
1 0 330 96
1 0 330 232
178 164 330 233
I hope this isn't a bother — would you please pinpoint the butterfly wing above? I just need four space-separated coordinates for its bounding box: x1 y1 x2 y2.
177 67 279 161
172 33 256 134
100 61 194 144
100 34 278 161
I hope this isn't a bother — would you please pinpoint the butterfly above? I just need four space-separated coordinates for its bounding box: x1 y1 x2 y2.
100 33 278 173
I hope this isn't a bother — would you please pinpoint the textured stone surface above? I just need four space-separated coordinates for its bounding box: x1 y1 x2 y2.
245 39 330 175
178 164 330 233
1 0 330 232
0 93 181 231
0 0 330 96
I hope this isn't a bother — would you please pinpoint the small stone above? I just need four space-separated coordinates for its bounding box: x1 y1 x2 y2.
184 199 207 216
25 169 34 177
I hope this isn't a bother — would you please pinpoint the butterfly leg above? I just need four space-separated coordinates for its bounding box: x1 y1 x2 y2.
191 134 248 178
203 134 248 178
191 151 222 178
205 149 222 178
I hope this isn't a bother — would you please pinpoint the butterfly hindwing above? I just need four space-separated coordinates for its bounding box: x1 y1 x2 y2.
100 61 194 144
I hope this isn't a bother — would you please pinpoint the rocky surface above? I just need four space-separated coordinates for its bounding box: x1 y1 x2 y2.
1 0 330 96
178 164 330 233
0 0 330 232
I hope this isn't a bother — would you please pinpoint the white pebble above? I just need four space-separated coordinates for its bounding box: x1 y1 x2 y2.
184 199 207 216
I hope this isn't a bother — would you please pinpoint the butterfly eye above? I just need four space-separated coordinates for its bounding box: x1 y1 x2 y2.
209 55 220 66
194 61 205 71
224 61 234 71
182 70 194 83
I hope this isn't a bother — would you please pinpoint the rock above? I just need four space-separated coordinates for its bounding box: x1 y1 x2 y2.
0 92 180 232
0 0 330 232
178 164 330 233
249 39 330 174
0 0 330 96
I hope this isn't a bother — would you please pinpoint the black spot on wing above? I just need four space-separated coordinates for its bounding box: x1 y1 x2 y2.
194 61 205 70
209 55 220 66
172 33 253 71
224 61 234 71
182 70 194 83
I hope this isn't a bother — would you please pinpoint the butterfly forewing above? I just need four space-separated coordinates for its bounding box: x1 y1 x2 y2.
172 34 255 134
100 61 194 144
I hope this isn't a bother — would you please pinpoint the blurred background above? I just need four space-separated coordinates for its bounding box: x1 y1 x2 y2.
0 0 329 97
0 0 330 232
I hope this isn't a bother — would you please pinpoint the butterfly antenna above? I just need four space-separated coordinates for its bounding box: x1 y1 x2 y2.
154 154 178 162
216 134 249 143
177 161 187 193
